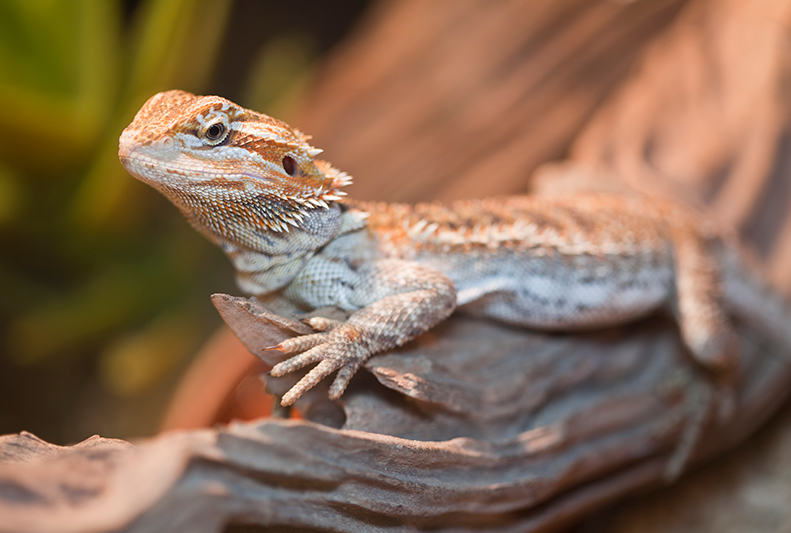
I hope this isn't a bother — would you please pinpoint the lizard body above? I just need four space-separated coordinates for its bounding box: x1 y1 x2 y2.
119 90 788 406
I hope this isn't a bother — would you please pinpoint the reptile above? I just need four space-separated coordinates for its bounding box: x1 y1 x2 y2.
118 90 790 408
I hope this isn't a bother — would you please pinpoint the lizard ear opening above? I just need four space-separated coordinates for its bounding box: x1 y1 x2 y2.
282 155 297 176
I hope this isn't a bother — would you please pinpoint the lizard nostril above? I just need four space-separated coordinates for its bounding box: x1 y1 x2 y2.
282 156 297 176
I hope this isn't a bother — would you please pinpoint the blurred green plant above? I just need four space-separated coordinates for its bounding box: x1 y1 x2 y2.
0 0 236 398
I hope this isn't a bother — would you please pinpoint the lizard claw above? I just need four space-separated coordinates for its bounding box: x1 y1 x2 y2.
269 325 370 406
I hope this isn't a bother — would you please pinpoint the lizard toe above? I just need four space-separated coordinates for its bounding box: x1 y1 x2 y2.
268 332 327 354
303 316 344 332
328 365 359 400
270 345 328 376
280 359 339 406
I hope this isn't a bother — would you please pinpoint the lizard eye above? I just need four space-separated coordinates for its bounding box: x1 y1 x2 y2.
282 155 297 176
206 123 224 140
201 118 229 145
205 123 226 142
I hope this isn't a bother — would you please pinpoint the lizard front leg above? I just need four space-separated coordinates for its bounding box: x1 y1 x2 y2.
269 259 457 405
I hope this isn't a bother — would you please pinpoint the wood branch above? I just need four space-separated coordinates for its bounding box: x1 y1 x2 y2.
2 296 790 532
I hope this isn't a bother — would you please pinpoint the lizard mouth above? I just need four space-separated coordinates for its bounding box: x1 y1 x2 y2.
118 129 149 171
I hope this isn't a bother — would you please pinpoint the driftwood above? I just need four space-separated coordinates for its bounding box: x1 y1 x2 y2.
6 0 791 530
2 294 790 532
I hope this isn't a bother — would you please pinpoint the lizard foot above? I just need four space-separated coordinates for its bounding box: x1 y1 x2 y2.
268 324 370 406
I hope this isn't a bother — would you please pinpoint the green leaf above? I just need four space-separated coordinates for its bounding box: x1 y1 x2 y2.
0 0 121 169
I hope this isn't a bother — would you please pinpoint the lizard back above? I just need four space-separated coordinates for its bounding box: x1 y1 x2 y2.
331 194 678 329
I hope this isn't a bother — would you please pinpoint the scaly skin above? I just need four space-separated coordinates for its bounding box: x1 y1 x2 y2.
119 90 788 407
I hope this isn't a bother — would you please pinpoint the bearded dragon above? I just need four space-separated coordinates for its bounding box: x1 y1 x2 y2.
118 90 790 408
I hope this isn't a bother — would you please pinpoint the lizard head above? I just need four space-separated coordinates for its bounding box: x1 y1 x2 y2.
118 90 351 235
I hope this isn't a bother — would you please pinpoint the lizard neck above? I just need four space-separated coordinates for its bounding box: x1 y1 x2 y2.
154 180 345 294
